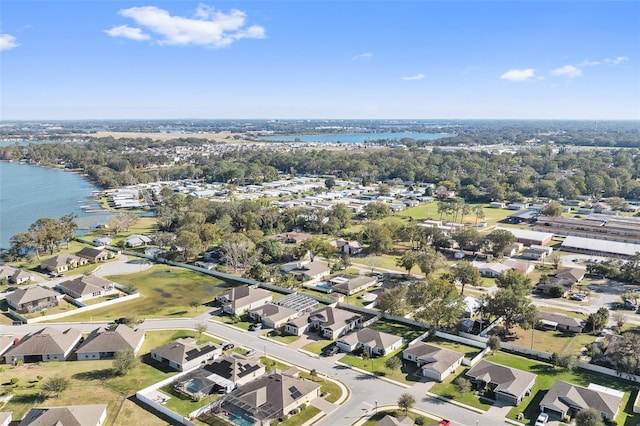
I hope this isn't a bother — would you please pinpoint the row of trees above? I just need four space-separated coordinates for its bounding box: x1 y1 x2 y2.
8 214 77 260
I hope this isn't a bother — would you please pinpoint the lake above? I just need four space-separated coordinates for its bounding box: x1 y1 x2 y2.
0 161 112 249
259 132 454 143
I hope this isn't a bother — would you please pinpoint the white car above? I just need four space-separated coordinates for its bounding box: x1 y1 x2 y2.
534 413 549 426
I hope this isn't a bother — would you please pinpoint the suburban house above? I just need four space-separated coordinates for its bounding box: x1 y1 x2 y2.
76 325 145 360
4 327 82 364
6 285 60 313
0 266 33 284
281 260 331 282
403 343 465 381
124 234 152 247
503 259 535 275
175 353 266 396
328 274 377 296
18 404 107 426
40 253 87 273
93 236 112 246
56 275 115 301
331 239 364 256
377 415 414 426
503 242 524 257
538 312 585 333
465 360 537 406
336 327 403 356
540 381 623 421
218 370 321 425
520 245 553 261
75 247 113 263
283 315 312 336
554 268 586 283
248 303 299 329
150 337 222 371
217 286 272 315
307 306 362 339
471 261 512 278
535 280 574 298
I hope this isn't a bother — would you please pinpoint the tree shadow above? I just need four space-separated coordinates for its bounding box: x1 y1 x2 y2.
73 368 114 381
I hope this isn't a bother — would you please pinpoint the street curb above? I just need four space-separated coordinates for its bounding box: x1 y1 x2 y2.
425 391 485 414
298 348 321 358
334 360 411 388
351 405 449 426
259 334 288 346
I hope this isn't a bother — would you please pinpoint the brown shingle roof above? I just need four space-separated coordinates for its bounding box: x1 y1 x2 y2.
18 404 106 426
76 325 144 355
4 327 81 358
6 286 58 306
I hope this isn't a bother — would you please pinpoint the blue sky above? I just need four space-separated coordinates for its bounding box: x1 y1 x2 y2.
1 1 639 120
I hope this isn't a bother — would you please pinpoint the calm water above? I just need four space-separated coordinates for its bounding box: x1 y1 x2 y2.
259 132 454 143
0 161 111 249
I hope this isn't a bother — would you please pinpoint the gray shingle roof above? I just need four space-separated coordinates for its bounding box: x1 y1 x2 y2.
5 327 81 358
6 286 58 306
151 337 219 365
76 325 144 355
18 404 107 426
540 380 622 418
466 360 537 398
403 342 464 374
340 327 402 351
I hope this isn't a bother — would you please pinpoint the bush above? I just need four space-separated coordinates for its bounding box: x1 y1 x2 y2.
454 376 471 393
414 416 425 425
10 377 19 385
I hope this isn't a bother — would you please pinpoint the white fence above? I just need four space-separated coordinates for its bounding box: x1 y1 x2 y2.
576 362 640 383
463 347 491 367
435 331 487 349
135 369 199 426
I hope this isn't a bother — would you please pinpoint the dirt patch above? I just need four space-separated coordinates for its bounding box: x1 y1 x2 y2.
13 364 41 371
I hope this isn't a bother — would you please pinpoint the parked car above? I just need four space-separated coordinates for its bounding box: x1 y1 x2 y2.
249 323 262 331
114 317 127 325
570 294 586 301
324 345 339 356
245 349 256 357
221 342 234 351
534 412 549 426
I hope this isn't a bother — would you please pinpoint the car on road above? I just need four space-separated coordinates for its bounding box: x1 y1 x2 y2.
221 342 234 351
570 294 586 301
249 323 262 331
534 412 549 425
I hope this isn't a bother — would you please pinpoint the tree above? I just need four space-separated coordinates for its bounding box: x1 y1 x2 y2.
449 261 482 295
410 279 466 329
196 323 207 337
378 183 391 195
473 205 486 225
384 356 402 372
324 177 336 190
377 286 407 316
452 227 482 252
113 349 138 376
364 255 381 273
363 222 393 254
487 287 538 331
487 335 501 353
222 234 258 272
575 408 605 426
549 253 561 269
541 201 563 217
41 374 70 398
558 353 577 371
397 393 415 415
454 376 471 393
190 299 201 311
396 250 419 276
175 230 203 261
495 270 534 294
585 307 609 333
485 229 515 257
363 202 391 220
300 236 335 261
415 248 447 278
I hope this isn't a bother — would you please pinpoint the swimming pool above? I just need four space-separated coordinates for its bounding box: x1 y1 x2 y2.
184 378 204 395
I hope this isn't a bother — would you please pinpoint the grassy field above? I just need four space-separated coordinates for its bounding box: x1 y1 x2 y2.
301 339 335 355
368 320 425 343
426 337 483 358
52 265 226 321
397 203 513 227
338 346 420 385
429 367 493 411
506 326 582 355
486 352 640 426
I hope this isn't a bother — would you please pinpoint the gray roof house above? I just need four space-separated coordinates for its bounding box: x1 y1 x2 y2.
377 414 414 426
282 260 331 282
4 327 82 364
18 404 107 426
0 265 18 282
40 253 87 273
6 285 60 313
76 247 112 263
217 286 273 315
329 274 377 296
402 343 465 381
0 266 33 284
150 337 222 372
465 360 537 406
76 325 145 360
337 327 403 356
56 275 115 300
540 381 623 420
283 315 312 336
249 303 300 329
125 234 152 247
539 311 585 333
218 371 320 425
308 306 362 339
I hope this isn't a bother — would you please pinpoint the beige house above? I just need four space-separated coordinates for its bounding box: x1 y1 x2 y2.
336 327 403 356
403 343 464 381
308 306 362 339
76 325 145 360
4 327 82 364
151 338 222 371
56 275 115 301
40 253 87 273
249 303 299 329
76 247 113 263
18 404 107 426
217 286 272 315
6 285 60 313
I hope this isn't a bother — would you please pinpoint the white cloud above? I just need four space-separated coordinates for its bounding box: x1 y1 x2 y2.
0 34 19 51
402 73 425 81
551 64 583 78
578 59 601 67
605 56 629 65
108 5 265 48
352 52 372 60
104 25 151 41
500 68 536 81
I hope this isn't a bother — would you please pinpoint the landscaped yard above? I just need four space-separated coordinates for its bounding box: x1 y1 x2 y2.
368 320 425 343
210 313 252 331
159 385 219 416
426 336 483 358
22 298 78 319
50 265 226 321
338 346 421 385
486 352 640 426
429 368 494 411
301 338 335 355
506 325 583 355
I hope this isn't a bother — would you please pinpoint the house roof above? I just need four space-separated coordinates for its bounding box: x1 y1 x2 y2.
76 325 144 355
340 327 402 351
5 327 81 358
330 275 376 294
250 304 298 324
151 337 219 365
376 414 414 426
0 265 18 279
538 312 584 329
287 261 330 278
221 371 320 421
76 247 108 259
403 343 464 374
6 286 58 306
466 360 537 398
18 404 107 426
540 380 622 418
41 253 82 268
57 276 113 297
308 306 361 332
471 261 511 274
204 354 264 382
554 268 585 282
219 286 272 309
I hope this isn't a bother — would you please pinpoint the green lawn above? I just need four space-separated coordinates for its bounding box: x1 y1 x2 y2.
51 265 226 321
397 203 513 227
338 346 420 385
368 320 425 343
278 406 321 426
429 368 493 411
22 299 78 319
265 331 300 345
159 385 219 416
210 314 252 331
301 339 335 355
426 337 483 358
299 372 343 403
484 352 640 426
